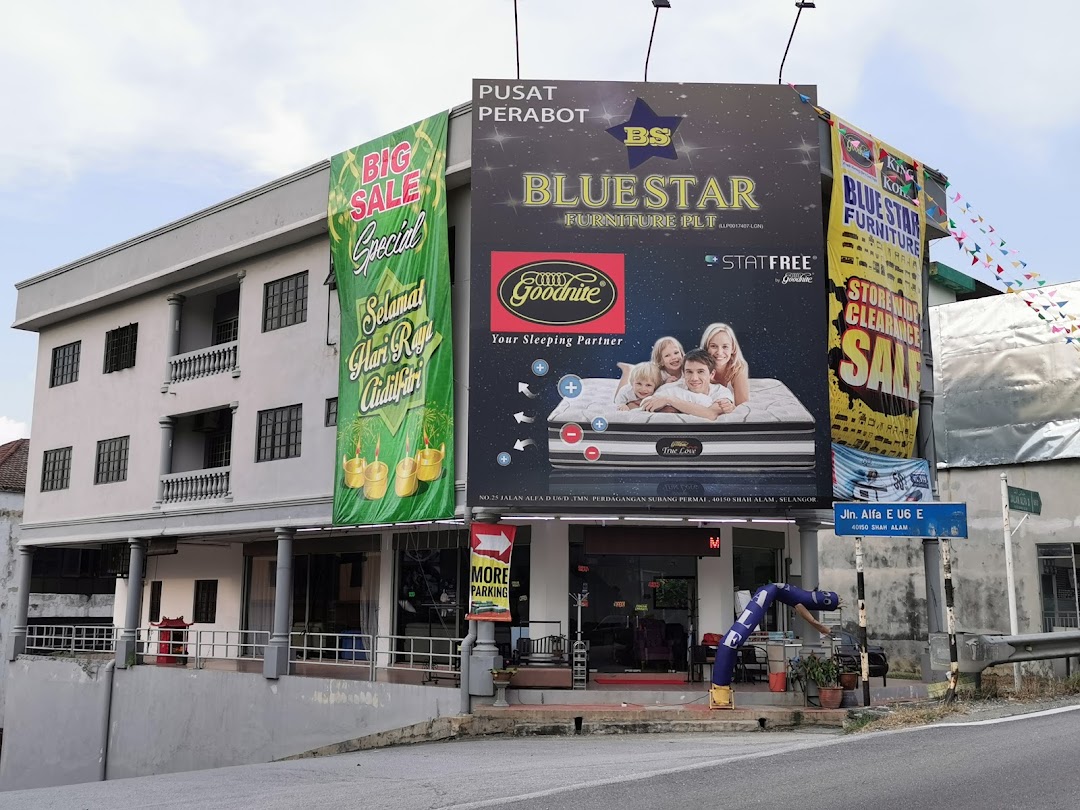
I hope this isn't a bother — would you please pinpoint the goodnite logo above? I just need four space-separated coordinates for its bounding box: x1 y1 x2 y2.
781 272 813 284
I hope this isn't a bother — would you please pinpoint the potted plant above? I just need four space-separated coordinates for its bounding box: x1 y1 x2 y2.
490 667 517 708
790 653 844 709
838 657 859 691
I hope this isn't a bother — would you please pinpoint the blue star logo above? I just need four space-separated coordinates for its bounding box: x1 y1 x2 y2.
606 98 683 170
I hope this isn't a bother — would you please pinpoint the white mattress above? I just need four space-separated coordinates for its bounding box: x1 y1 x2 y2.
547 377 816 470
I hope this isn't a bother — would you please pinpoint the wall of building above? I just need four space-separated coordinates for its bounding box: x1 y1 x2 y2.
0 657 460 790
0 656 114 790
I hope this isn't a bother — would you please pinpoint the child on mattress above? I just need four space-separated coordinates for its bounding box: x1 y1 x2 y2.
614 362 662 410
641 349 735 420
615 335 684 399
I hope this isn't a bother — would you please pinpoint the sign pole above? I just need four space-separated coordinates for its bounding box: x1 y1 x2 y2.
999 472 1022 691
855 535 870 707
940 537 959 704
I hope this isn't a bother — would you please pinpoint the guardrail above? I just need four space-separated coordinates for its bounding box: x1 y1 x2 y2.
930 630 1080 673
26 625 115 654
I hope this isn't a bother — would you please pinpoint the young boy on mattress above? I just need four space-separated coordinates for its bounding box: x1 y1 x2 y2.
640 349 736 420
614 362 663 411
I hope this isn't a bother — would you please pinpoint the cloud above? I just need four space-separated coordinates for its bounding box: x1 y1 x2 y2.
0 416 29 445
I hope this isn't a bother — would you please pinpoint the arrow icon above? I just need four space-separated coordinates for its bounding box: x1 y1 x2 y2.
513 412 535 424
475 530 513 555
514 439 536 451
518 382 537 398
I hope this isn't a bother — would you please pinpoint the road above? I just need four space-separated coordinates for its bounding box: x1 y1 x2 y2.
4 705 1080 809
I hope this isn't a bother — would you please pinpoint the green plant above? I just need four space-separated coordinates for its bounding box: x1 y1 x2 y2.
791 653 840 688
490 667 517 678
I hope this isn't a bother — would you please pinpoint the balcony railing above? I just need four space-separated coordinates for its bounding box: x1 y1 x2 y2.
26 625 116 654
160 467 231 504
169 341 238 384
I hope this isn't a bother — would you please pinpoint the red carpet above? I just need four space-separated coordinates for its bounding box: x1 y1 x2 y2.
593 677 688 685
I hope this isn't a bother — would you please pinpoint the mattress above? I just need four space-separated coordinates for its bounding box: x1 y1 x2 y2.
547 377 816 470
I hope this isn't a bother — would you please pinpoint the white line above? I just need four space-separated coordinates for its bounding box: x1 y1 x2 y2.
437 737 848 810
929 703 1080 728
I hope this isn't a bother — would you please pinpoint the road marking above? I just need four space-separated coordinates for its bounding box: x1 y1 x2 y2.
929 703 1080 728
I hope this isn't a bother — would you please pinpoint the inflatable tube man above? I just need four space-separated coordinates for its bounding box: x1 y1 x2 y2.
710 583 839 709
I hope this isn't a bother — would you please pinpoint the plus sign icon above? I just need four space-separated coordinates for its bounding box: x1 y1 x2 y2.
558 375 583 399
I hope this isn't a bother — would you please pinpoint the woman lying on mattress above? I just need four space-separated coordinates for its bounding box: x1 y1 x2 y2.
700 322 750 406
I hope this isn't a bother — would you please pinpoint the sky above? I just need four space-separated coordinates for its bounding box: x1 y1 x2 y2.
1 0 1077 444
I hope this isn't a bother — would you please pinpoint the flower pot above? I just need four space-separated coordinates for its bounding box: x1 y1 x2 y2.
768 672 787 693
839 672 859 691
818 686 844 709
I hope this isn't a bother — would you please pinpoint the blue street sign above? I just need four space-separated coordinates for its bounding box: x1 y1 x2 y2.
833 502 968 538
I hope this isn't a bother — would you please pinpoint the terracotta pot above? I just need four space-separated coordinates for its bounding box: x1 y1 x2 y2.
818 686 844 709
839 672 859 691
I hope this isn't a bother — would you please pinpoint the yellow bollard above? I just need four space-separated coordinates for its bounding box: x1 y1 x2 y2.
709 684 733 710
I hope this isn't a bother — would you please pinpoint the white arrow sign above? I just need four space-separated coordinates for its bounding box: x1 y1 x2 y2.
475 531 513 555
518 382 537 399
514 438 536 451
513 411 535 424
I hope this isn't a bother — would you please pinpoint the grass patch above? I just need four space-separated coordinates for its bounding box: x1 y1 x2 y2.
845 703 961 733
974 672 1080 701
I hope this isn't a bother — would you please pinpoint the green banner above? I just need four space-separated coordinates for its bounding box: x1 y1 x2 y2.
329 112 455 525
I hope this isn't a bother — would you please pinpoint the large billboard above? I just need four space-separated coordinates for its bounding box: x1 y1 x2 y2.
329 112 456 525
827 117 925 459
468 80 831 511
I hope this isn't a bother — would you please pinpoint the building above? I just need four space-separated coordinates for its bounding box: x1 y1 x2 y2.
4 89 956 785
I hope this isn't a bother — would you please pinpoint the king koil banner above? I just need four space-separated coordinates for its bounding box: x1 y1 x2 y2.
468 80 832 512
329 112 456 526
826 117 926 459
467 523 517 622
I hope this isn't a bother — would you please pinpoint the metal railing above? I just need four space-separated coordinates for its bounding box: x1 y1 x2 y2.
370 634 462 682
160 467 231 503
290 631 372 665
169 341 238 383
1044 614 1080 632
136 628 268 666
25 625 116 654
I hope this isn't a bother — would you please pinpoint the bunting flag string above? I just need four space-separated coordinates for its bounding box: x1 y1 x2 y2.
941 187 1078 350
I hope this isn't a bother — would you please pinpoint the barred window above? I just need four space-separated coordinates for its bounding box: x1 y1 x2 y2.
256 405 302 462
148 581 163 623
193 579 218 624
50 341 81 387
213 316 239 345
325 397 338 427
262 271 308 332
103 323 139 373
41 447 73 491
205 430 232 469
94 436 130 484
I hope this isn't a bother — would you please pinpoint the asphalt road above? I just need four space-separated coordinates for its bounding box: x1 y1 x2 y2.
4 705 1080 809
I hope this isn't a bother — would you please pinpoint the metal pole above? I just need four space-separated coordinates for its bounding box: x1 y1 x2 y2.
855 535 870 707
1000 472 1022 690
940 538 960 703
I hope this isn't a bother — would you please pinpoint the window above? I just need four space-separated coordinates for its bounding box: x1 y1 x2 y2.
256 404 302 462
202 409 233 469
50 341 81 387
30 548 116 596
213 316 239 345
193 580 218 624
94 436 129 484
1038 544 1080 632
262 271 308 332
103 323 139 373
149 581 163 623
325 397 338 427
41 446 73 491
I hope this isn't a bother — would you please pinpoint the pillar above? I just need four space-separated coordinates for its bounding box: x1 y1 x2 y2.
161 293 185 391
154 417 175 507
231 270 244 378
264 527 294 679
7 546 35 661
796 520 822 640
115 539 148 668
468 511 502 696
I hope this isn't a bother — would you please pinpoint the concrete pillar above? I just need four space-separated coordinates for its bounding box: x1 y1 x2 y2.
154 417 175 507
264 527 294 679
161 293 185 391
796 520 822 640
7 546 35 661
468 511 502 696
232 270 244 378
115 539 148 668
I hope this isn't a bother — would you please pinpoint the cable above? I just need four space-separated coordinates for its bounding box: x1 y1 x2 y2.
514 0 521 80
778 2 815 86
644 1 670 82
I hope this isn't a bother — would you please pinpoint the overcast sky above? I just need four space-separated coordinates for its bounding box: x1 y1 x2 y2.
2 0 1077 443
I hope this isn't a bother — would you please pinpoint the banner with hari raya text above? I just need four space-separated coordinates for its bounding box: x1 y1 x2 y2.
329 112 455 525
827 117 926 459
